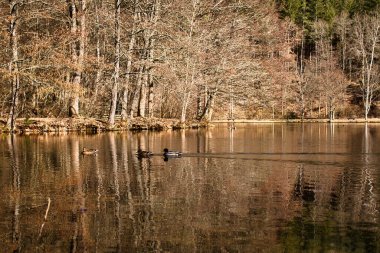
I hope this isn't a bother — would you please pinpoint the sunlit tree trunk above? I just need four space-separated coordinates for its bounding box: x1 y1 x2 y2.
179 0 198 122
147 0 160 118
196 84 203 119
138 66 147 117
198 90 216 121
300 89 305 120
298 28 306 121
109 0 121 125
337 12 349 72
137 0 160 118
147 37 156 118
179 57 194 122
7 1 21 131
130 66 144 118
94 0 102 99
147 72 155 118
79 0 86 75
137 27 149 118
68 0 86 117
180 93 191 122
328 96 335 121
121 5 138 120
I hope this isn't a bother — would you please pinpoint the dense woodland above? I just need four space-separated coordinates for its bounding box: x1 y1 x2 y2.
1 0 380 130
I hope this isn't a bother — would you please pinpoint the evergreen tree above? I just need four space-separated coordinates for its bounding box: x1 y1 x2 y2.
350 0 380 14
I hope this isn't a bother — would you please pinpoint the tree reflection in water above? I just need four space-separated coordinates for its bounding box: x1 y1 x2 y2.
0 124 379 252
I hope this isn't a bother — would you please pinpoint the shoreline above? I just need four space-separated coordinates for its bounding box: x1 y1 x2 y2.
1 117 380 134
0 117 208 134
211 118 380 123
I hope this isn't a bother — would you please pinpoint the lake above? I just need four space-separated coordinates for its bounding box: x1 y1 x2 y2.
0 123 379 252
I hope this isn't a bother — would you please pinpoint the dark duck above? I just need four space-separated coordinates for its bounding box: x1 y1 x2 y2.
137 148 153 158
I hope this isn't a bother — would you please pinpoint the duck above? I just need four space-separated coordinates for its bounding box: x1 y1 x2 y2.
136 148 153 158
81 147 98 155
163 148 182 157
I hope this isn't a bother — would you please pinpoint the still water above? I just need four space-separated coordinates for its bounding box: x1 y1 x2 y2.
0 123 379 252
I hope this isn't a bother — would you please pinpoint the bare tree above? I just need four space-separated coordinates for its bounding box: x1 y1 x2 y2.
139 0 160 118
335 11 351 72
352 14 380 120
2 0 376 123
109 0 121 125
121 2 138 120
67 0 86 117
6 0 22 131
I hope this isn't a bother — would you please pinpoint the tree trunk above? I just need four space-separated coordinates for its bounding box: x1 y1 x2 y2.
130 66 144 118
109 0 121 125
179 1 197 122
138 66 147 117
140 0 160 118
147 73 155 118
299 85 305 121
198 91 216 121
204 94 215 121
180 93 190 122
79 0 86 71
137 30 149 118
94 0 102 99
196 84 203 119
129 90 138 119
147 37 156 118
137 28 150 118
121 5 138 120
365 84 370 121
7 1 20 131
68 0 83 117
328 97 335 121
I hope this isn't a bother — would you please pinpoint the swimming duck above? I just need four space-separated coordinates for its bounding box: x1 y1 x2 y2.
137 148 153 158
81 147 98 155
163 148 182 157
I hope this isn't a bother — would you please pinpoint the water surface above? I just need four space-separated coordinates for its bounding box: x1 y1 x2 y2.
0 123 379 252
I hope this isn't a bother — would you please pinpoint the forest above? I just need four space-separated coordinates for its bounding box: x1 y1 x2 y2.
1 0 380 130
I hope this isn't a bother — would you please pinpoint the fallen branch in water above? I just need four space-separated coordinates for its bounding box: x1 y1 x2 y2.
38 197 51 239
44 197 51 221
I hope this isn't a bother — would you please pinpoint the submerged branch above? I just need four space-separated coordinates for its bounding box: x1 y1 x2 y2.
38 197 51 239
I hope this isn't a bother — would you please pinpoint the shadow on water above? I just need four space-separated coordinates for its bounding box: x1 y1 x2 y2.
0 123 379 252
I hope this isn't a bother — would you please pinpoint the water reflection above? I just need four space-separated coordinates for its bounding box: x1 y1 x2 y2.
0 124 379 252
